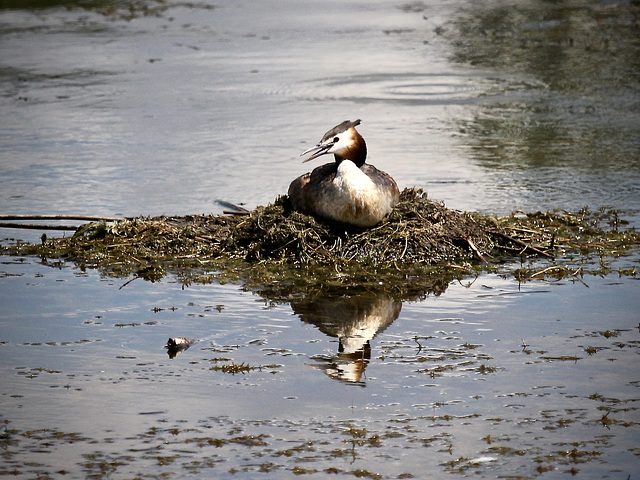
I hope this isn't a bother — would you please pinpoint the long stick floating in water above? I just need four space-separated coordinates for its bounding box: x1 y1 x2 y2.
0 215 124 221
0 214 126 231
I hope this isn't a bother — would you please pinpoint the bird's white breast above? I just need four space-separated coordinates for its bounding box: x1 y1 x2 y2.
317 160 393 227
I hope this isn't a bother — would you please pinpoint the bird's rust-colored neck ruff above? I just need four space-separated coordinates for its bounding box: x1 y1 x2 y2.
335 128 367 168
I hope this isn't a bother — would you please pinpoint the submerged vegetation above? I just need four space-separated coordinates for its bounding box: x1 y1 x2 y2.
2 188 639 293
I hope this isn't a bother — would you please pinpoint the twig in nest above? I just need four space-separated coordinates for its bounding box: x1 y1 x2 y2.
530 265 567 278
217 200 251 216
223 210 251 216
466 238 488 264
400 234 409 260
119 276 139 290
491 231 554 258
508 226 542 235
529 264 590 288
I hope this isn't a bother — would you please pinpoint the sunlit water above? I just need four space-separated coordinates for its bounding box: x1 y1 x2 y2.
1 0 640 478
1 0 638 220
1 255 639 479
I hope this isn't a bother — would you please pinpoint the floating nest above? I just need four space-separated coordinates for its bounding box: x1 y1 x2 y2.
4 188 639 288
23 189 499 267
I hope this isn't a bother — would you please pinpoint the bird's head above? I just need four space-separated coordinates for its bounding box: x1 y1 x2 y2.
300 119 367 167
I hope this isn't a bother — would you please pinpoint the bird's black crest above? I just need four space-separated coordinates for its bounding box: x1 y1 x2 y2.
320 119 361 142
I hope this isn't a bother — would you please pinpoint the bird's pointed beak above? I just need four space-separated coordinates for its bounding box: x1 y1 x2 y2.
300 142 332 163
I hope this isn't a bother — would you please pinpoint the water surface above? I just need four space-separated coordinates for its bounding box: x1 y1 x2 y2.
2 0 638 221
1 255 639 479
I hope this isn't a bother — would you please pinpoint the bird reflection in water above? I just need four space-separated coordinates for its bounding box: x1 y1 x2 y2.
291 291 401 384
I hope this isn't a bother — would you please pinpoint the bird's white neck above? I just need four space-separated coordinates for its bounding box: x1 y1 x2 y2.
335 160 374 192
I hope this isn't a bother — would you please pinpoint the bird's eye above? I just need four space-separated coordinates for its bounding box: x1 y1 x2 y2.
333 137 339 143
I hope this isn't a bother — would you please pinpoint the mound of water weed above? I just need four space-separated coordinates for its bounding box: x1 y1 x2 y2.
3 188 639 286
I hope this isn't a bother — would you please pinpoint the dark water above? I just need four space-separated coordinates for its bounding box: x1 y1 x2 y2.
1 256 639 479
1 0 640 478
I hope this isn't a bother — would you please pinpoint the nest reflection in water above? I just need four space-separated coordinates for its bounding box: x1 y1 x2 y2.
4 187 639 385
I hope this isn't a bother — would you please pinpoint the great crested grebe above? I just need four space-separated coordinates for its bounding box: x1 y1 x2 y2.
288 119 399 228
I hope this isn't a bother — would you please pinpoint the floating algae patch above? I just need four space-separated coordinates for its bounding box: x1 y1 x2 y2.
3 189 639 286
